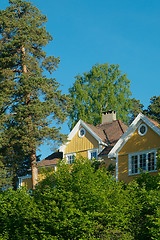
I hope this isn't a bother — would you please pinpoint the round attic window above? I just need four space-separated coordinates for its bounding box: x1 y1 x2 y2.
138 124 147 136
79 128 86 138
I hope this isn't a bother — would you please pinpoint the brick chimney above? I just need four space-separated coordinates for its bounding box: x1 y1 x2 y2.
102 110 116 124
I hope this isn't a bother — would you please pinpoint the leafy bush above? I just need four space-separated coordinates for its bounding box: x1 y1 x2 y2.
0 158 160 239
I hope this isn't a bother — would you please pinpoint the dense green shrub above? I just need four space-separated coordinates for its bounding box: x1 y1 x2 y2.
0 158 160 239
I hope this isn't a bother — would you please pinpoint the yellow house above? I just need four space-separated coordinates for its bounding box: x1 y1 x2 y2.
59 111 127 164
18 152 63 188
18 110 127 188
19 111 160 188
100 113 160 183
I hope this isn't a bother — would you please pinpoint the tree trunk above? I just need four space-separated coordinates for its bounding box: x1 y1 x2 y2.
30 149 38 189
21 45 38 189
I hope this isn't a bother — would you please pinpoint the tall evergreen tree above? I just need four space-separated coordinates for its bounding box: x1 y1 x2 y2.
68 63 132 129
129 98 144 123
0 160 13 191
0 0 68 188
144 96 160 123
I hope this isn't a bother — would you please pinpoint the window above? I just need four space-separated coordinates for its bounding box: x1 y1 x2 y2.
129 150 157 175
138 124 147 136
66 153 75 164
88 149 98 160
78 128 86 138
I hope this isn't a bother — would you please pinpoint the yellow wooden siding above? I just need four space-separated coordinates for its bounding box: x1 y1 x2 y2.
22 178 32 189
102 156 116 177
76 150 88 158
118 122 160 183
119 122 160 155
65 129 99 154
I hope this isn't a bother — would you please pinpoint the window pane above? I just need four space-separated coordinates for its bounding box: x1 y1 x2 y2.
91 151 97 160
140 154 146 170
148 152 155 171
68 155 74 164
131 155 138 174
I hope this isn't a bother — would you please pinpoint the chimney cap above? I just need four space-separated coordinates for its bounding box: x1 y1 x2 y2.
102 110 116 124
102 110 116 114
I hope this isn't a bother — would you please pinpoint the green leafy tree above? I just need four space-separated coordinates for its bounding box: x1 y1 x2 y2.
0 0 68 188
35 158 160 240
68 63 132 129
144 96 160 123
1 158 160 239
0 188 44 240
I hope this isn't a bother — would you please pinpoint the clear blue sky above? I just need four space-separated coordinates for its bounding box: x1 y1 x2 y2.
1 0 160 159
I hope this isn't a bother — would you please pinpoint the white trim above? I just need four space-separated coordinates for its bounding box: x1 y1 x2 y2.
116 154 118 181
59 119 107 154
108 113 160 158
128 149 157 176
18 174 32 180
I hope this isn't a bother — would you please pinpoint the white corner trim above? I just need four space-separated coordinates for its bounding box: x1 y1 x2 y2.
116 154 118 181
59 119 107 153
108 113 160 158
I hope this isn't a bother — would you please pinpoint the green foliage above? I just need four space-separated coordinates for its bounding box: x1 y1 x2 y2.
136 171 160 191
0 160 12 191
0 0 68 185
0 188 45 240
157 149 160 170
0 158 160 239
129 98 144 123
144 95 160 123
68 63 132 129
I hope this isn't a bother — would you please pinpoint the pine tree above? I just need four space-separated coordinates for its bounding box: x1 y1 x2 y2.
0 160 12 191
129 98 144 123
144 96 160 123
68 63 132 129
0 0 68 188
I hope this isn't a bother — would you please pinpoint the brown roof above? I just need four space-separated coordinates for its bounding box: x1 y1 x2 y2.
86 120 128 157
97 120 128 144
38 152 63 167
86 120 128 145
86 123 106 142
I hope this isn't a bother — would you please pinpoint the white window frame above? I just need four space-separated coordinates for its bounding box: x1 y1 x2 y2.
138 124 147 136
78 127 86 138
88 149 98 160
129 149 157 176
65 153 76 164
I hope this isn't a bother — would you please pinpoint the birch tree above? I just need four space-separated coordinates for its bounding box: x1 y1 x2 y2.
68 63 132 129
